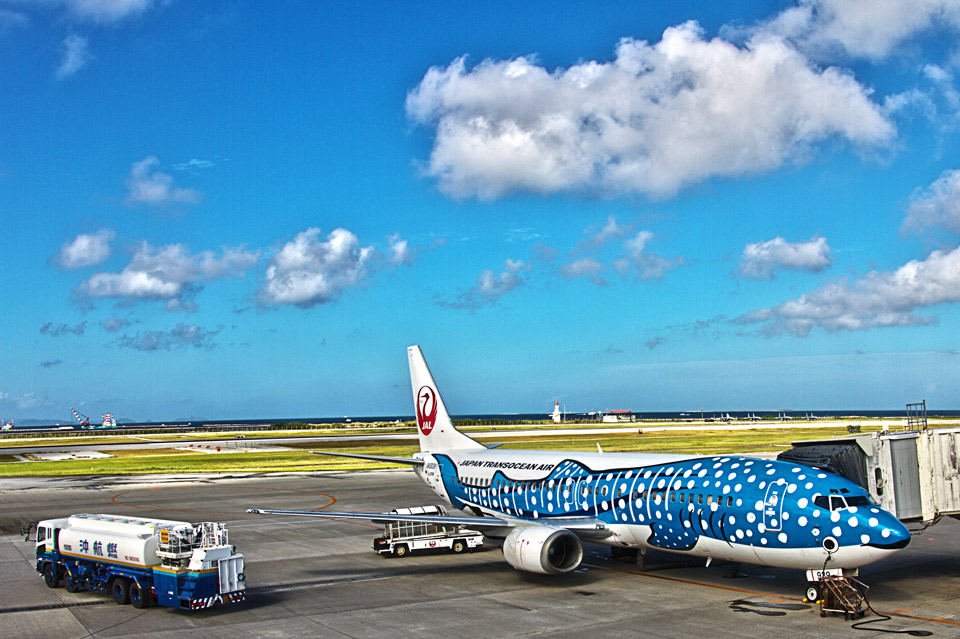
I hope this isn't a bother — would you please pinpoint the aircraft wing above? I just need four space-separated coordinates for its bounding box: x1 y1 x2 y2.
246 508 511 530
247 508 611 540
308 450 424 466
457 498 613 540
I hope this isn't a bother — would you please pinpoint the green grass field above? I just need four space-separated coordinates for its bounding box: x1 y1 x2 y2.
0 425 880 477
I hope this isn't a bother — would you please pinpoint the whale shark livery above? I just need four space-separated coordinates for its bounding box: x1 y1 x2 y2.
249 345 910 584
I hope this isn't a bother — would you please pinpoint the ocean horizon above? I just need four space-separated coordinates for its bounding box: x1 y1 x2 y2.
6 407 958 431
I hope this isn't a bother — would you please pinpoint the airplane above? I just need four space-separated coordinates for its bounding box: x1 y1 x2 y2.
746 413 761 422
0 418 11 431
806 413 820 421
779 412 794 421
249 346 910 597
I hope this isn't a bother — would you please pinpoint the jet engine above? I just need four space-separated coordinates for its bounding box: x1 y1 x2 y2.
502 526 583 574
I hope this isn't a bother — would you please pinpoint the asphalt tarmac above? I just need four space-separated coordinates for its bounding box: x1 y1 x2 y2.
1 471 958 638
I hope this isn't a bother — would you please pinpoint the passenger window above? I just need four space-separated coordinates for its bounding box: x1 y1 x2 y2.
697 494 703 505
706 495 713 505
726 497 732 507
678 493 685 503
670 493 676 503
601 486 608 497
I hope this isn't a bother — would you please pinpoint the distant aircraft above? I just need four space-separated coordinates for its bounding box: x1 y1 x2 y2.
806 413 820 421
747 413 761 422
779 412 794 421
1 418 11 431
250 346 910 596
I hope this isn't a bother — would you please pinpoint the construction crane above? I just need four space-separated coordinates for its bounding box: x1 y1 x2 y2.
69 407 90 428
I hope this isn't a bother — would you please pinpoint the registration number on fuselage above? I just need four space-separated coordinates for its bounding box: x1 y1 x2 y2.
805 568 846 581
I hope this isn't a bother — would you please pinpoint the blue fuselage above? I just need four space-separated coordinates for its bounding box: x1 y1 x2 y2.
415 449 910 570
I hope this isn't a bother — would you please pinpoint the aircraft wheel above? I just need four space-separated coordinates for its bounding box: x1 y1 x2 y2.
393 544 409 557
805 583 820 602
452 540 466 554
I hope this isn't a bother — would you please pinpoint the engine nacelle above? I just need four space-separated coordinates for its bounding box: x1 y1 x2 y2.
502 526 583 575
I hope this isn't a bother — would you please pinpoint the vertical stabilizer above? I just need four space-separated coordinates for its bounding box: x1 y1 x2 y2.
408 345 485 452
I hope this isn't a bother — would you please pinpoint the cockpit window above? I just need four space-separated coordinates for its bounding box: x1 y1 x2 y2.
814 495 867 511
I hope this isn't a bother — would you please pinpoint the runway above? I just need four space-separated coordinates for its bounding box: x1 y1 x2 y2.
0 418 935 457
1 471 958 638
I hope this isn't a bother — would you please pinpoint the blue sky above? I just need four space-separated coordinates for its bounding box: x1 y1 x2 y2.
3 1 960 422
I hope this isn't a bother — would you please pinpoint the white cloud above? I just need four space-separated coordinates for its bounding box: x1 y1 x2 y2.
55 228 115 269
736 244 960 336
747 0 960 62
55 33 91 79
739 236 832 279
903 169 960 233
126 156 202 206
40 321 86 336
387 233 415 266
559 257 606 286
580 215 628 250
28 0 158 24
171 158 215 172
259 228 374 308
77 242 260 310
0 390 50 410
613 231 679 280
100 316 133 332
440 259 528 309
0 8 29 32
118 324 220 351
407 22 894 199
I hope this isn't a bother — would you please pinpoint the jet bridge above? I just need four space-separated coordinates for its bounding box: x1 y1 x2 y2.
778 405 960 524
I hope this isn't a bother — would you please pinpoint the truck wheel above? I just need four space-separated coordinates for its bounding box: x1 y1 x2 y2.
43 563 61 588
111 578 131 605
64 571 80 593
394 544 409 557
452 540 466 554
130 580 152 609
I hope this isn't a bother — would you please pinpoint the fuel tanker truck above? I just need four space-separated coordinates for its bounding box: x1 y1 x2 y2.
33 514 245 610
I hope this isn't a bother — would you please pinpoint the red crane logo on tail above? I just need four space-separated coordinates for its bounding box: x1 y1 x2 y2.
416 386 438 435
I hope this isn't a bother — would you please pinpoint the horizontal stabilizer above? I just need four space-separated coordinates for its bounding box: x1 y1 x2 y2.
308 450 424 466
247 508 510 529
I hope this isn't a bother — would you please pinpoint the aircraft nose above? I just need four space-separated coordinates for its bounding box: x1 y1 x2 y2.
863 510 910 557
